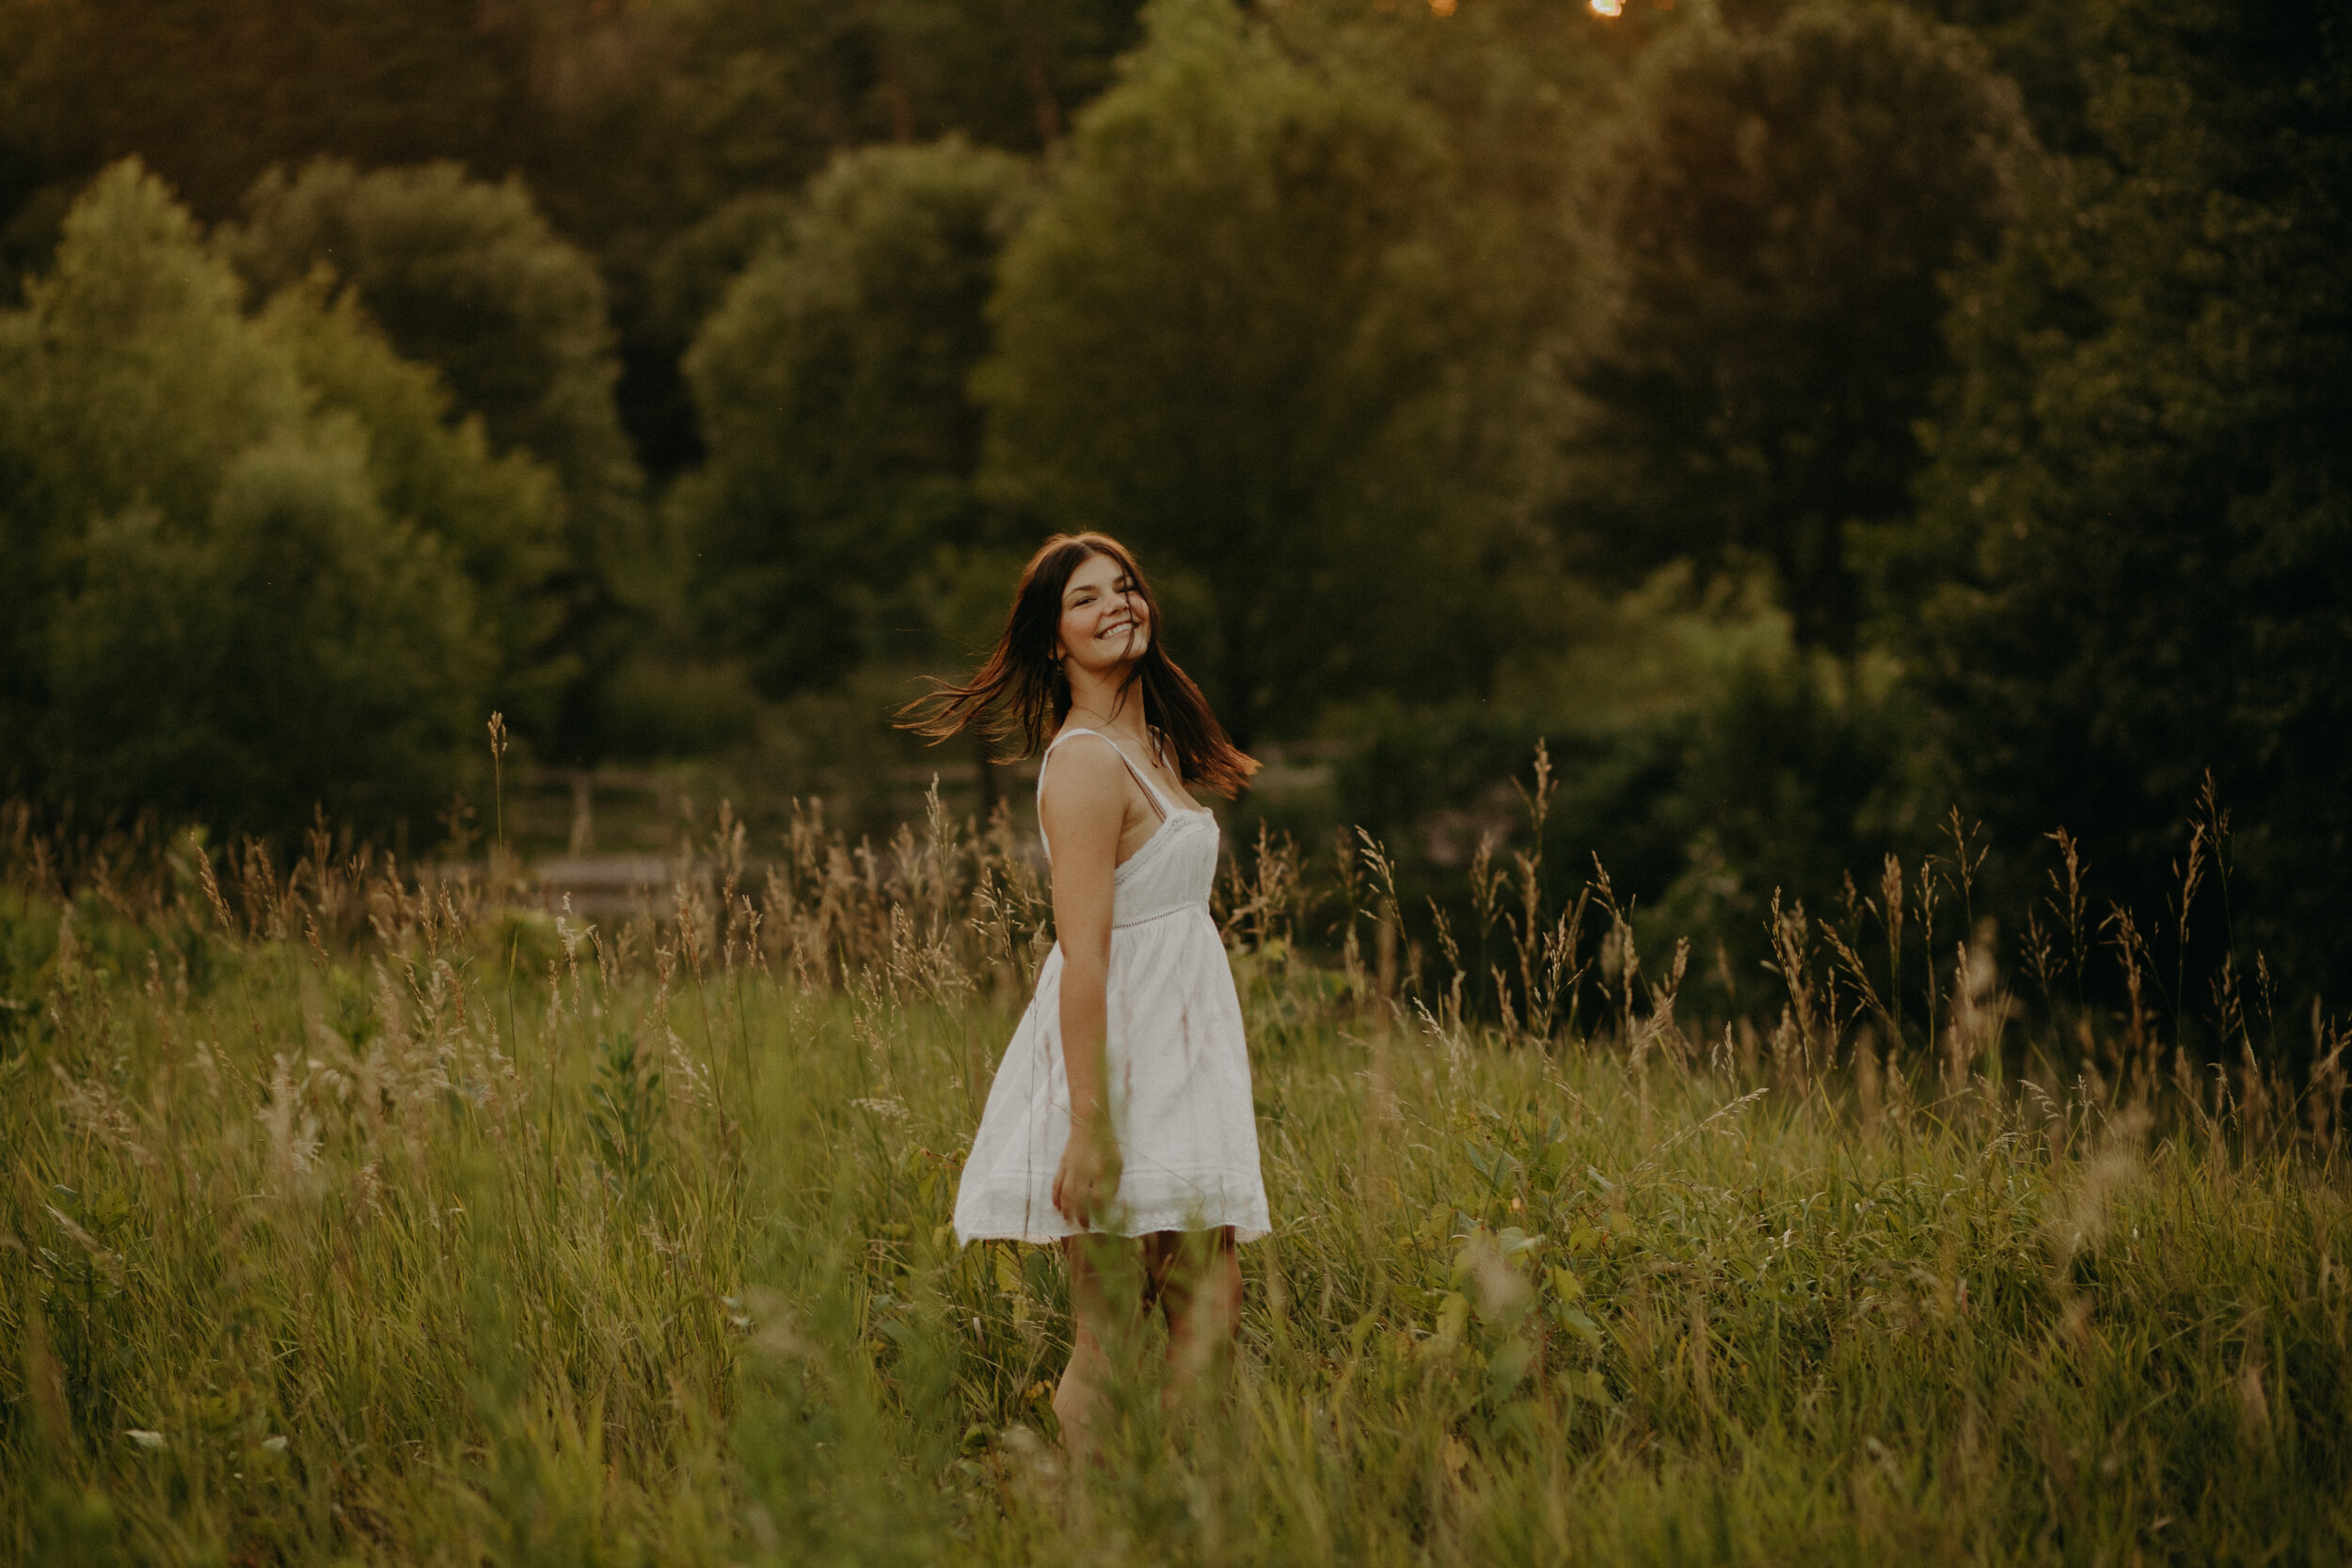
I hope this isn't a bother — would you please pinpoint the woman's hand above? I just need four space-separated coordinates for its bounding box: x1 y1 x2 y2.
1053 1113 1122 1227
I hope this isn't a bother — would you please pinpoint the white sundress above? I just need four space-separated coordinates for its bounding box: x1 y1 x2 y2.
952 727 1272 1244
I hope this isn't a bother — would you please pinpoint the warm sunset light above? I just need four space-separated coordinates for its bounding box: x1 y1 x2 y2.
0 3 2342 1562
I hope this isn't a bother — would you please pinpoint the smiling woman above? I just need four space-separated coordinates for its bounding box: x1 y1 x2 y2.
897 532 1256 796
897 532 1266 1460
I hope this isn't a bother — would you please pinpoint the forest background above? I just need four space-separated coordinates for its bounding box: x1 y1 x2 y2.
0 0 2345 1031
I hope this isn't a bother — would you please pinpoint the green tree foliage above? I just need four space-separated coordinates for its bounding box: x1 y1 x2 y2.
672 0 1139 171
222 158 650 754
0 160 305 786
256 281 572 731
0 0 531 227
1890 0 2352 981
675 139 1038 697
982 0 1534 748
42 435 487 830
649 193 801 357
0 161 559 830
1563 2 2031 647
0 0 1147 487
1903 0 2097 153
223 160 643 546
599 0 1144 478
0 0 1137 252
0 0 2336 1038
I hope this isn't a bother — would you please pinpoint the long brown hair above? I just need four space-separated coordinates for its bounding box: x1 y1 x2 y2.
898 533 1258 798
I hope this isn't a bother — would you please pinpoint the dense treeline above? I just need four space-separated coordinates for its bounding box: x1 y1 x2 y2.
0 0 2344 1013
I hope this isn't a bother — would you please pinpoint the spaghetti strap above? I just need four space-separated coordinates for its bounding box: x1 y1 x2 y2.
1038 727 1172 821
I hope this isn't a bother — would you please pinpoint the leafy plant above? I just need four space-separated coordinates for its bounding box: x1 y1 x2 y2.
587 1027 664 1193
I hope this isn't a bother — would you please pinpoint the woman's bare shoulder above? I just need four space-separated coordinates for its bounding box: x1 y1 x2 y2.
1040 734 1132 809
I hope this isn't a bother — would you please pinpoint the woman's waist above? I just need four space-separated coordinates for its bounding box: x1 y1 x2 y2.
1036 903 1216 963
1109 894 1214 930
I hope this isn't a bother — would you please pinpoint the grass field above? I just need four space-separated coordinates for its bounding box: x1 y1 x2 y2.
3 799 2349 1565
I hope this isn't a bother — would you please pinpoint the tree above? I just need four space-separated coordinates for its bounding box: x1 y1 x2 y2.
0 0 1153 486
1561 2 2031 648
649 193 802 365
980 0 1532 748
0 161 534 829
1889 0 2352 990
675 138 1038 696
257 279 573 734
0 158 306 784
42 433 489 831
222 157 650 756
223 160 642 533
0 0 531 225
668 0 1140 168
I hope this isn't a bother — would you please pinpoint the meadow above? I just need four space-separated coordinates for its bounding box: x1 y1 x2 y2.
3 792 2349 1566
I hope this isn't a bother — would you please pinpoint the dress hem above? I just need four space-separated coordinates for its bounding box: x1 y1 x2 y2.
955 1221 1272 1246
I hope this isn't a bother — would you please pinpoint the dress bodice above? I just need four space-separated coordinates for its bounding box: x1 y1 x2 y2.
1037 728 1219 928
1104 804 1218 927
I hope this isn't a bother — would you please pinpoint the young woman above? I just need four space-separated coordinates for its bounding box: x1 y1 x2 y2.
900 533 1270 1457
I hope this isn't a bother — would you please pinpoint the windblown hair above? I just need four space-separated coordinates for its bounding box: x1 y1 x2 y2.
897 533 1259 798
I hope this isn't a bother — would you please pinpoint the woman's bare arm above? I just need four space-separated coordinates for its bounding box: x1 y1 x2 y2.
1039 739 1134 1224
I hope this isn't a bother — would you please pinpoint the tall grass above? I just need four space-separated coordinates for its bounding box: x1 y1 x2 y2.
1 785 2347 1565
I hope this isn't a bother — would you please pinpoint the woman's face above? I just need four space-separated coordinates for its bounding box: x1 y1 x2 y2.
1054 550 1151 675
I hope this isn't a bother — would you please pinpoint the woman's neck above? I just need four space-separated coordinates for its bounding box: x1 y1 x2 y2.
1063 667 1151 746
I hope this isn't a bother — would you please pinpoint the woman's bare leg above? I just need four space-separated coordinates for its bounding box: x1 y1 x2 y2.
1055 1233 1139 1463
1146 1227 1243 1402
